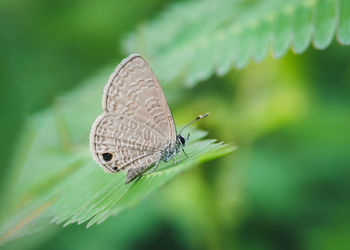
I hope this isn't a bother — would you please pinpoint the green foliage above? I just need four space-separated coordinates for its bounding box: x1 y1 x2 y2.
0 68 233 245
1 0 350 249
124 0 350 86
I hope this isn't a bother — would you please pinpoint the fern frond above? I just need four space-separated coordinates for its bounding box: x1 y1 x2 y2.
0 68 233 245
124 0 350 86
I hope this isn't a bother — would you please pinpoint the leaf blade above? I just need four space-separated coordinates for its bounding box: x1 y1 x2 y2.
0 71 233 244
125 0 349 87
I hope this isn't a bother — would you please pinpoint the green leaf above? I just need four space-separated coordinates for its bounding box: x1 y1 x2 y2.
254 18 273 62
236 25 255 69
124 0 350 86
0 67 233 245
273 7 293 58
216 31 238 76
337 0 350 45
293 2 313 54
313 0 337 49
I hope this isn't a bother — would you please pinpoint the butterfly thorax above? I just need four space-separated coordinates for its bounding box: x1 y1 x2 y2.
160 135 186 162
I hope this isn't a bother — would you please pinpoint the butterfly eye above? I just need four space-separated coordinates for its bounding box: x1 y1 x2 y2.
178 135 186 146
102 152 113 162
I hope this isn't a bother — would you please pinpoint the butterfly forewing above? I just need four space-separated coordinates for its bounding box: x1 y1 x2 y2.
90 54 176 174
102 54 176 141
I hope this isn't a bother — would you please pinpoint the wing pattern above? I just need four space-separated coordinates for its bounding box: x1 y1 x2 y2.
90 54 176 175
102 54 176 140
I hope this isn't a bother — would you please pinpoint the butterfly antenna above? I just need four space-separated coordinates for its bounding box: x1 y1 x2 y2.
179 113 209 135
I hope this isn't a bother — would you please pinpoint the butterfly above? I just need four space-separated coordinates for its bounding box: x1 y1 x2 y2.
89 54 208 184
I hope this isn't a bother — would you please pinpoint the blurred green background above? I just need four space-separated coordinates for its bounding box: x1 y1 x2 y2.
1 0 350 250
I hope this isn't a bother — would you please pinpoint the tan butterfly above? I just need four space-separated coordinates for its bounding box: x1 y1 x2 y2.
89 54 208 183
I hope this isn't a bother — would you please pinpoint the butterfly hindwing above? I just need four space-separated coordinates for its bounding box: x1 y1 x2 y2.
90 113 164 173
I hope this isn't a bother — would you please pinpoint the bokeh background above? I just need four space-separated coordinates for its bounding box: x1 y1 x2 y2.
1 0 350 250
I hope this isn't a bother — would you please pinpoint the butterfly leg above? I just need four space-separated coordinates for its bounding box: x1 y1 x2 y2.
173 151 178 165
150 160 160 173
182 148 188 158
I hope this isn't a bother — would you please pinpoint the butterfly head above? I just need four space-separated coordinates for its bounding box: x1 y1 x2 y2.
177 133 189 146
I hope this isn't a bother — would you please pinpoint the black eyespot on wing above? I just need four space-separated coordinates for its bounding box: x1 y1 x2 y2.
112 166 120 172
102 152 113 162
